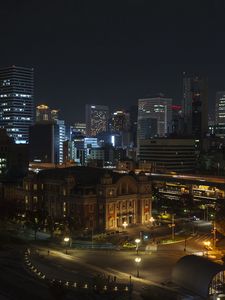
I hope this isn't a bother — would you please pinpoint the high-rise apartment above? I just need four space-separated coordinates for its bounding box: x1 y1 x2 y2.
137 94 172 149
182 73 208 138
85 104 109 136
0 65 34 144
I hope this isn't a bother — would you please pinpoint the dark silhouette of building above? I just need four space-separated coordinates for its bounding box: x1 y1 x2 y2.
182 72 208 139
0 129 28 179
29 123 59 164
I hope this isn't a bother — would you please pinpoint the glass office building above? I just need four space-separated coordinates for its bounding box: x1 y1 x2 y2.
0 65 34 144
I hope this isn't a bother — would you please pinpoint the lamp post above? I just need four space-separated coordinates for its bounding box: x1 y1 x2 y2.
203 241 211 256
149 216 155 225
184 236 187 252
171 214 175 240
122 221 128 231
135 238 141 255
213 221 217 249
64 237 70 254
134 257 141 278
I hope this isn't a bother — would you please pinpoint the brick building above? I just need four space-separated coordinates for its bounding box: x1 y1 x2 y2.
23 167 152 232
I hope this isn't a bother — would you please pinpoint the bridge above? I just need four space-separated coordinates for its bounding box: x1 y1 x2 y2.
147 172 225 202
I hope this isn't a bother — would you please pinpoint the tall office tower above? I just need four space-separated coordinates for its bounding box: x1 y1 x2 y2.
56 119 66 164
137 94 172 148
182 73 208 138
109 110 130 132
85 104 109 136
0 66 34 144
36 104 59 122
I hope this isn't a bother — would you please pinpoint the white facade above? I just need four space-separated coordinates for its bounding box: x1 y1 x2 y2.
56 119 66 164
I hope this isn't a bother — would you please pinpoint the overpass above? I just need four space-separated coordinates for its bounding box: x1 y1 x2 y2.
146 172 225 202
147 172 225 189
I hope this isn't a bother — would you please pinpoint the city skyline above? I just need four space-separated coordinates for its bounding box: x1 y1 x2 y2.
0 0 225 122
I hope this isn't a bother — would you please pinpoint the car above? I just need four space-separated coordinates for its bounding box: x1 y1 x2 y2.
122 242 136 249
190 216 200 221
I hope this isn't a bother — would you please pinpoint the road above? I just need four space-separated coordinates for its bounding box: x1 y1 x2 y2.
30 222 214 299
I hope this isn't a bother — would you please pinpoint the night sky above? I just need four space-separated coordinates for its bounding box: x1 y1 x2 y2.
1 0 225 123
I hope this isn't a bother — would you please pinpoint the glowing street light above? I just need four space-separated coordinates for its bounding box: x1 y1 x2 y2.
64 237 70 243
64 237 70 254
135 238 141 254
203 240 211 256
204 241 211 247
134 257 141 277
122 221 128 231
149 216 155 224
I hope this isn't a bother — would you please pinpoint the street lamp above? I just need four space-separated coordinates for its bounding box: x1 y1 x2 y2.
135 238 141 254
203 241 211 256
64 237 70 254
149 216 155 225
122 221 128 231
134 257 141 278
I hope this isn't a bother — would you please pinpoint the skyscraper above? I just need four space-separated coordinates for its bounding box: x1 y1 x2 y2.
137 94 172 148
85 104 109 136
0 65 34 144
109 110 130 132
182 73 208 138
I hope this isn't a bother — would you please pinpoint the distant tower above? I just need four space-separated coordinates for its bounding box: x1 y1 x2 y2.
0 65 34 144
182 72 208 138
36 104 59 122
85 104 109 136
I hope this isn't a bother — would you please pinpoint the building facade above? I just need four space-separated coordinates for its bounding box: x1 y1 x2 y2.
139 138 197 173
0 65 34 144
85 104 109 136
23 167 152 231
182 72 208 138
